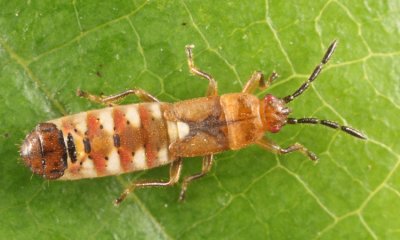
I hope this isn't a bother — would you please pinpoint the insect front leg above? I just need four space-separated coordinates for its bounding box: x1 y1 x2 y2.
179 154 214 201
256 137 318 161
185 45 218 96
77 88 159 106
114 158 183 206
242 71 278 94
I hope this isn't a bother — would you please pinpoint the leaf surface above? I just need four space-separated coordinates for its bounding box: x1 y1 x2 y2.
1 0 399 239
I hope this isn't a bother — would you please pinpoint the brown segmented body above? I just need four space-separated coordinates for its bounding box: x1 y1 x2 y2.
20 42 366 204
21 94 263 180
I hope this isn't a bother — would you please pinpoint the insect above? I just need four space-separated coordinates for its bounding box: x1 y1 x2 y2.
20 40 366 205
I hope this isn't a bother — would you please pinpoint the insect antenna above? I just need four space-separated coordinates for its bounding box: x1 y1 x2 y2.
282 40 338 103
286 117 366 139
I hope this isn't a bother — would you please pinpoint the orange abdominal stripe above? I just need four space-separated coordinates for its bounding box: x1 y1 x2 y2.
86 113 111 176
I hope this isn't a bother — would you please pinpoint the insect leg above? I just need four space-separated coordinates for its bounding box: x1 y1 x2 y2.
114 158 183 206
179 154 213 201
242 71 278 94
185 45 218 96
77 88 159 106
256 137 318 161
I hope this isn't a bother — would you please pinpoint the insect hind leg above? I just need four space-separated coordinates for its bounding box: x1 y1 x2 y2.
77 88 159 106
185 45 218 96
114 158 183 206
179 154 214 201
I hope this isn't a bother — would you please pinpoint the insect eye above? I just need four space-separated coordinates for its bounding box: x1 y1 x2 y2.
264 94 275 104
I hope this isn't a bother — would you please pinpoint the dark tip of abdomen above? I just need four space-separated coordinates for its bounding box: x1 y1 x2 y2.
20 123 67 180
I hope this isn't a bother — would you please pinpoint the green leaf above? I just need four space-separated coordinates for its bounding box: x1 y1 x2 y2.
1 0 399 239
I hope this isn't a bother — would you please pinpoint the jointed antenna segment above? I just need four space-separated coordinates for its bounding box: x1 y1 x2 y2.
286 117 366 139
282 40 338 103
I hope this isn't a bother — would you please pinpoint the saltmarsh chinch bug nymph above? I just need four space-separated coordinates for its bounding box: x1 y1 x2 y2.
20 40 366 205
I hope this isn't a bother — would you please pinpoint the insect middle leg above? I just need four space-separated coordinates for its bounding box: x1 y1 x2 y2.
179 154 214 201
242 71 278 94
185 45 218 96
114 158 183 206
256 137 318 161
77 88 159 106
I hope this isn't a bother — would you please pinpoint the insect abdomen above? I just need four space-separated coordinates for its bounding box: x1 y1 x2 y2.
49 102 175 180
